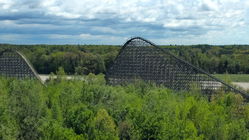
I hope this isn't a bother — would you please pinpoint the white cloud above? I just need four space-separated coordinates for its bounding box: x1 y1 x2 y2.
199 0 219 11
79 33 126 41
0 0 14 10
3 0 248 30
91 26 122 34
0 0 249 44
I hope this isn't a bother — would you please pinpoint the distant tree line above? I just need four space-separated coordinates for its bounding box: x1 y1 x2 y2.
0 44 249 74
163 45 249 74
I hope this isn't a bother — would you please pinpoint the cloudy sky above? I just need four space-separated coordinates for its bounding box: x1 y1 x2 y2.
0 0 249 45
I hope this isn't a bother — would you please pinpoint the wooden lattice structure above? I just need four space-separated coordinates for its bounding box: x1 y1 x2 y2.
0 49 42 81
106 37 249 99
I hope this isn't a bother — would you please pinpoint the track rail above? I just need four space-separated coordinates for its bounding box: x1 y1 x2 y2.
106 37 249 100
0 49 43 83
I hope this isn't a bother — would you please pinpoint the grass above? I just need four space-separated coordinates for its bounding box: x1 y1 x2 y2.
213 74 249 82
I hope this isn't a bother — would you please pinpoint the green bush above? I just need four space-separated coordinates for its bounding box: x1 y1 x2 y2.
0 76 249 140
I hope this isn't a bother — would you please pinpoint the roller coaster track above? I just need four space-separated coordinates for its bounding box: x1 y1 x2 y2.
106 37 249 100
0 49 42 82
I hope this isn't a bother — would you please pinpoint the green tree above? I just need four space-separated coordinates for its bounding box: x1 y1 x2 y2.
8 80 46 140
92 109 119 140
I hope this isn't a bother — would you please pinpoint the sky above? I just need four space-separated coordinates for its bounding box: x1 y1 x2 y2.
0 0 249 45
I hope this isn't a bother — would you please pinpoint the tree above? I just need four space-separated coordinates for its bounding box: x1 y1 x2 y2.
8 80 46 140
92 109 119 140
65 104 94 138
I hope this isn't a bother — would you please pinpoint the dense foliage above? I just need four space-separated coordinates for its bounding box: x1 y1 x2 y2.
0 44 249 75
163 45 249 74
1 75 249 140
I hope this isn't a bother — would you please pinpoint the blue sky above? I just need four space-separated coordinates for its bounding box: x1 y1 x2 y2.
0 0 249 45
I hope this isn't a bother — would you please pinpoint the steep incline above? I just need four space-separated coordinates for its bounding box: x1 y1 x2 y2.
0 49 42 82
106 37 248 99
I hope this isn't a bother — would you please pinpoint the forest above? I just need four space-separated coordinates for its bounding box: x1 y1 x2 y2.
1 73 249 140
0 44 249 75
1 44 249 139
